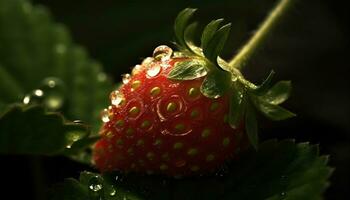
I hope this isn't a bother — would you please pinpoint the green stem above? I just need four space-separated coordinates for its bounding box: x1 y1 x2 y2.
228 0 296 70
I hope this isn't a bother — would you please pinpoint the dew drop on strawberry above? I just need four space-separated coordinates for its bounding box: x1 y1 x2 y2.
152 45 173 62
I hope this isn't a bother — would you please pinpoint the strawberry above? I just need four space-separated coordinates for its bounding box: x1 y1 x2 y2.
93 8 294 177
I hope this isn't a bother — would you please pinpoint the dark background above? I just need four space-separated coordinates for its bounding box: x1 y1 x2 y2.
2 0 349 199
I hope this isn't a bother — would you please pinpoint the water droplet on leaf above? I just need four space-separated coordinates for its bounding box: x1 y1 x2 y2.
34 89 44 97
23 95 31 104
73 120 84 124
40 77 66 110
89 176 103 192
280 192 286 199
22 89 44 105
109 187 116 196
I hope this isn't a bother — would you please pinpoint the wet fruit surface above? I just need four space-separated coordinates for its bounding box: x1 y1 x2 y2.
93 46 245 176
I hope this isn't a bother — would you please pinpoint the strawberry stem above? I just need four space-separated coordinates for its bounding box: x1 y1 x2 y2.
228 0 296 70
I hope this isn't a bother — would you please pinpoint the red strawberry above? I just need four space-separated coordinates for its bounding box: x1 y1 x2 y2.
93 46 246 176
93 8 294 177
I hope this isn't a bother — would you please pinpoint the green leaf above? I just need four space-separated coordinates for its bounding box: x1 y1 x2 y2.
63 135 100 165
168 60 207 80
0 0 113 133
262 80 292 105
203 23 231 65
253 70 275 95
52 140 332 200
201 19 224 52
200 70 231 98
0 64 24 103
51 171 143 200
49 178 89 200
0 104 90 155
253 96 296 121
228 88 246 128
245 104 258 149
221 140 332 200
174 8 197 49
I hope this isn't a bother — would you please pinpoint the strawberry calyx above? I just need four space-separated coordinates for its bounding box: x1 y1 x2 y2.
169 8 296 149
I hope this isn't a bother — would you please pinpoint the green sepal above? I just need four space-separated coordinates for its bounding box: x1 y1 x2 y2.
245 103 258 150
261 80 292 105
228 88 246 129
252 96 296 121
252 70 275 95
174 8 197 50
168 60 207 80
201 19 224 52
203 23 231 66
200 70 231 98
184 22 202 55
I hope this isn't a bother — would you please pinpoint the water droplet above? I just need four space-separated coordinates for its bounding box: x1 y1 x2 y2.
156 95 185 121
101 108 110 122
141 57 154 67
122 73 131 84
65 129 86 148
89 176 103 192
34 89 44 97
110 90 125 106
280 192 286 198
173 51 186 58
152 45 173 62
38 77 66 110
67 132 84 143
45 95 64 110
23 95 31 104
109 187 116 196
146 65 161 77
22 81 65 111
22 89 44 105
46 80 56 88
132 65 143 75
73 120 84 124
